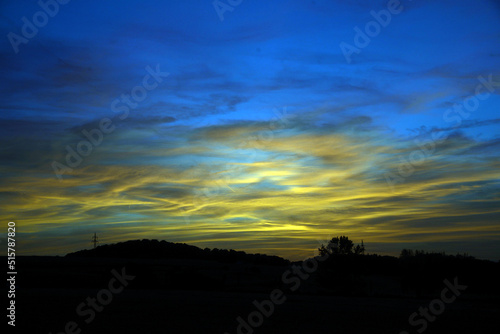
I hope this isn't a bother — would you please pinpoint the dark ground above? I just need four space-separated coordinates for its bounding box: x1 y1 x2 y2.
8 255 500 333
18 287 499 333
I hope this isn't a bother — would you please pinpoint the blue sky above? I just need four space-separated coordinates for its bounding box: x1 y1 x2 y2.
1 0 499 260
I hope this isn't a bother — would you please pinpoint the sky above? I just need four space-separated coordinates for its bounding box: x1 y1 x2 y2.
1 0 499 261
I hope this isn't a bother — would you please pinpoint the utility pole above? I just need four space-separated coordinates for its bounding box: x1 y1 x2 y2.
92 233 98 249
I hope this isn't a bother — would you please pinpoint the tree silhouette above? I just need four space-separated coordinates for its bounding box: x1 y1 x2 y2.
354 240 365 255
399 249 414 258
318 236 365 256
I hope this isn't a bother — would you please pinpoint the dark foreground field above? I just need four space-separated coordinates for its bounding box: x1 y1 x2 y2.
11 252 500 334
18 287 499 333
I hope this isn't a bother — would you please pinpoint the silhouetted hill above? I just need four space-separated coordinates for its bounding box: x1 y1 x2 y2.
12 243 499 334
66 239 289 266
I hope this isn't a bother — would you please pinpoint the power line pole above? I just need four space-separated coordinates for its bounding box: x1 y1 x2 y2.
92 233 98 249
